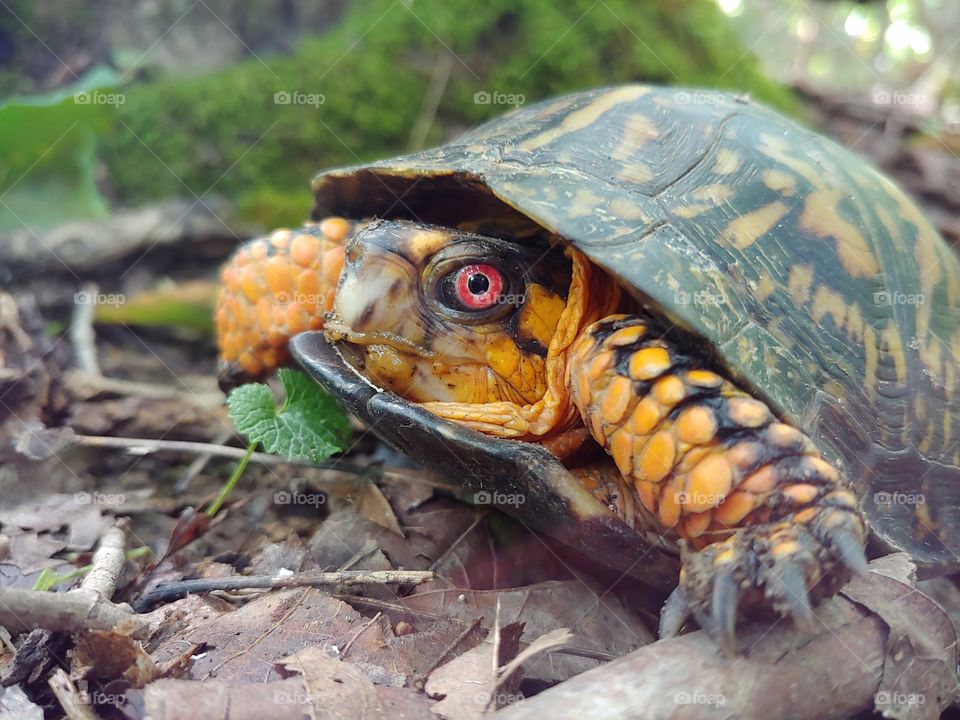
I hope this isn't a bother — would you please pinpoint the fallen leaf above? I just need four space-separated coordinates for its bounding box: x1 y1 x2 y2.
425 621 523 719
277 646 385 719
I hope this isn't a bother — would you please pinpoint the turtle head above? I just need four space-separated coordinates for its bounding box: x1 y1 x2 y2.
326 220 569 405
325 220 619 438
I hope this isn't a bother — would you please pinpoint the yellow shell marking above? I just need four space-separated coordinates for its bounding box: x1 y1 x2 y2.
721 201 789 250
762 169 796 196
757 132 826 190
799 187 880 278
788 264 814 306
608 197 651 221
520 86 650 152
612 114 660 161
569 188 605 217
692 183 736 204
811 285 864 343
712 148 741 176
755 272 775 302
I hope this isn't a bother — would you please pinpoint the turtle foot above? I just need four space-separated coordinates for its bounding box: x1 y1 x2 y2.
659 507 867 655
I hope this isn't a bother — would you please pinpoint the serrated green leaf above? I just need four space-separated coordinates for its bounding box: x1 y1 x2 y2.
227 368 350 463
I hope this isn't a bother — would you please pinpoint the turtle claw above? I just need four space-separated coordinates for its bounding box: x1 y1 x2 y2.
659 508 866 652
659 585 691 639
768 561 814 633
831 527 869 578
711 567 739 657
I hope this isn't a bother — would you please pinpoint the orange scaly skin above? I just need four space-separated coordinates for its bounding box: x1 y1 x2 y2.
216 218 352 379
567 315 868 649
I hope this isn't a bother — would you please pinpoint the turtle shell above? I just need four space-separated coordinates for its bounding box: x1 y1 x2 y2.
309 85 960 574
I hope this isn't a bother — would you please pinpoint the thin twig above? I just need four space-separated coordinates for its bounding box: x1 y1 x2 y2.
0 586 148 637
80 525 126 599
48 668 96 720
70 283 101 377
134 570 435 611
0 525 145 637
68 432 452 488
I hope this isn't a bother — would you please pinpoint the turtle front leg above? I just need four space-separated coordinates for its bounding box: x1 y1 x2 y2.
567 314 868 654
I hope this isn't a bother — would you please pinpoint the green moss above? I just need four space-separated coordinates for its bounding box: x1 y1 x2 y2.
100 0 795 221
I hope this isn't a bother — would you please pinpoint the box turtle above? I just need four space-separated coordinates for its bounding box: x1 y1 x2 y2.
216 85 960 652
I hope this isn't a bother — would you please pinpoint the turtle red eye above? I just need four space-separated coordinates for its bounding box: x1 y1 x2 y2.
453 264 504 310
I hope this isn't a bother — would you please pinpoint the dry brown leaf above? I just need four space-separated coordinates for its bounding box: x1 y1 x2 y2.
350 483 404 536
277 646 386 719
142 676 434 720
149 589 393 683
71 630 158 688
496 628 572 688
425 622 523 719
403 580 651 684
4 532 66 574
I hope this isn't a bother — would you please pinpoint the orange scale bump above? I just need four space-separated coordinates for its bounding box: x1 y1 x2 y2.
290 233 321 269
629 346 672 380
635 430 676 484
605 325 647 347
600 376 634 425
653 375 686 406
676 405 718 445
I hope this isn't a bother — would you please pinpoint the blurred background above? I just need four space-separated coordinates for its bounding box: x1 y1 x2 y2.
0 0 958 318
2 0 958 225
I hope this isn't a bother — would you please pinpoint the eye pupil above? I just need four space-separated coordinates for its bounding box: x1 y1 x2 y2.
467 273 489 295
448 263 506 313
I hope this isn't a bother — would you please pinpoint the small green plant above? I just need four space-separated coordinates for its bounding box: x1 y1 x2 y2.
227 368 350 462
209 368 351 517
